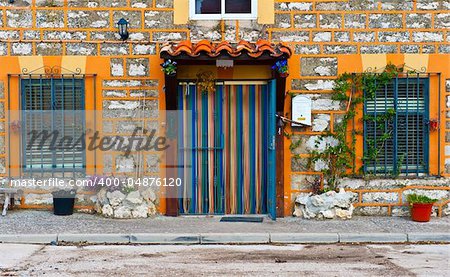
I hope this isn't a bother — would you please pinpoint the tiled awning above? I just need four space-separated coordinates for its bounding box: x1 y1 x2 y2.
160 40 292 60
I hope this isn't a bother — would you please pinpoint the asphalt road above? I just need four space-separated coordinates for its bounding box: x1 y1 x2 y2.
0 243 449 276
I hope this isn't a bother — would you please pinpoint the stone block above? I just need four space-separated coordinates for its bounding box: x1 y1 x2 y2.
190 21 221 41
360 45 398 54
315 1 348 11
110 58 124 77
271 31 309 42
271 233 339 244
291 157 309 172
36 0 64 6
381 0 414 10
400 45 420 53
313 32 332 42
101 43 129 56
66 43 97 56
133 44 156 55
103 79 158 88
0 43 7 56
378 32 410 42
0 234 57 244
295 45 320 55
68 10 110 29
362 192 399 203
44 31 87 40
301 58 337 77
0 31 19 40
6 10 32 28
11 43 32 56
312 114 331 131
36 10 65 28
36 43 63 56
406 13 432 28
408 233 450 242
416 0 441 10
294 14 316 29
276 2 312 11
23 30 41 40
145 11 175 29
413 32 444 42
200 233 270 244
24 193 53 205
68 0 127 7
155 0 173 8
113 11 142 29
275 13 291 29
353 32 376 42
127 58 149 77
354 206 389 216
130 234 200 244
402 189 449 202
423 45 437 53
152 32 187 41
291 174 321 190
291 79 335 91
345 14 366 29
348 0 377 10
339 233 407 243
319 14 342 29
58 234 130 244
435 13 450 28
146 154 160 173
334 32 350 42
324 45 357 54
369 14 403 28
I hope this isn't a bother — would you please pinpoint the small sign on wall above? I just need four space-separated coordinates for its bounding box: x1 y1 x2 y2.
292 95 312 127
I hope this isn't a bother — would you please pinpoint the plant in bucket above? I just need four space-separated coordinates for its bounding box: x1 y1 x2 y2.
407 193 438 222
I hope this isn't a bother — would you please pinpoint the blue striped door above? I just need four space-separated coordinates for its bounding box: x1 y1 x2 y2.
178 82 276 217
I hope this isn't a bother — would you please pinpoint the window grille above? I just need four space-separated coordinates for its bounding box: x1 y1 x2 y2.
363 77 429 176
21 77 85 177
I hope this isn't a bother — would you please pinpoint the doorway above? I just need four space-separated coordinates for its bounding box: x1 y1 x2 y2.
177 81 276 218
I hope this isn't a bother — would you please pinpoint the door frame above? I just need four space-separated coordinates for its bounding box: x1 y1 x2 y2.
164 74 286 219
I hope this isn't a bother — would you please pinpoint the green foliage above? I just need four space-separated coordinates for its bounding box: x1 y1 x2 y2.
308 63 404 190
407 193 438 204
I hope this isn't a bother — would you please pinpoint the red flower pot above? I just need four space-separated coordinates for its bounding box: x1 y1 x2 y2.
410 203 434 222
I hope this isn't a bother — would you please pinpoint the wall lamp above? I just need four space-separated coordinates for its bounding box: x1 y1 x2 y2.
117 18 129 41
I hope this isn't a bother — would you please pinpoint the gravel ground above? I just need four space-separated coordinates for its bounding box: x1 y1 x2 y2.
0 210 449 234
1 244 449 276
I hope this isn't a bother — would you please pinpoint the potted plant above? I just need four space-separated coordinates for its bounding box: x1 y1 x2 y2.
272 59 289 78
161 59 177 76
407 193 438 222
52 189 77 216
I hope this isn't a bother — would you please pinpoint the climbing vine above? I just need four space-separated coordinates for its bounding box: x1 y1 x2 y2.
308 63 404 190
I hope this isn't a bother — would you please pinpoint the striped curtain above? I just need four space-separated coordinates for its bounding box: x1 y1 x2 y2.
178 83 269 215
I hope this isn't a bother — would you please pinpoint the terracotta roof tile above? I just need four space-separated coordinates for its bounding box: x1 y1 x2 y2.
161 40 292 59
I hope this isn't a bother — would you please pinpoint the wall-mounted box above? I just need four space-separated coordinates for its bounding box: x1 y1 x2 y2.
291 95 312 127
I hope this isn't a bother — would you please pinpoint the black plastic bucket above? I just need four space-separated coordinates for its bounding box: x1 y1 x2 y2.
53 197 75 216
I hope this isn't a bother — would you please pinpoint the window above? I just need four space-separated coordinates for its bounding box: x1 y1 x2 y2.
363 77 429 176
21 78 85 177
190 0 257 20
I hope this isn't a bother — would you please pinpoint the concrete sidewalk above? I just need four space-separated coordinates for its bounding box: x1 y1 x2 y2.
0 211 449 244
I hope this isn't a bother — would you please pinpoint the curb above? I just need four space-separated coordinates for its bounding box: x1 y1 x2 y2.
0 233 449 245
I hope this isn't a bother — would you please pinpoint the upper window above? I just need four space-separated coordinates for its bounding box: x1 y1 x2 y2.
190 0 257 20
363 77 429 177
